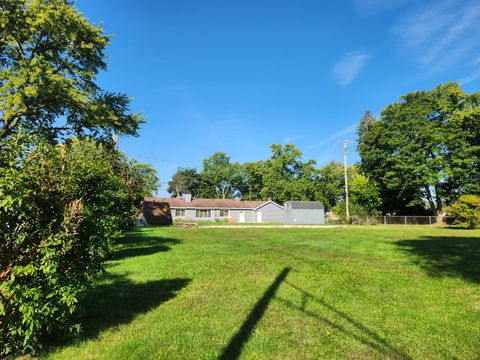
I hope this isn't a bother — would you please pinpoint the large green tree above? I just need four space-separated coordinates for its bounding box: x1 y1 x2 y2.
0 1 152 354
238 161 265 200
315 161 344 211
358 83 480 215
333 166 382 219
167 167 201 198
260 144 318 204
130 161 159 198
0 0 143 141
199 152 243 199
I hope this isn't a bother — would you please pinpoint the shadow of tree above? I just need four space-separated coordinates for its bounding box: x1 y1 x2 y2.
108 235 181 261
118 233 181 248
43 273 190 352
78 274 191 339
219 267 291 360
281 282 411 359
109 245 172 260
395 236 480 283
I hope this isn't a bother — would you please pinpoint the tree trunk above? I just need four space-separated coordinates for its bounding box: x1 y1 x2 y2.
425 186 436 216
0 115 21 139
434 185 443 222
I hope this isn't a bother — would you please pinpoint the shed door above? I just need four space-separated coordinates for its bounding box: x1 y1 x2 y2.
256 211 262 223
239 212 245 223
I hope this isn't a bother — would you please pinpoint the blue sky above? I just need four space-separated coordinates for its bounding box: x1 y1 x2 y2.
76 0 480 196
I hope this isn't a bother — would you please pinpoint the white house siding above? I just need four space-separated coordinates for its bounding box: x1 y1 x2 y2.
255 203 284 223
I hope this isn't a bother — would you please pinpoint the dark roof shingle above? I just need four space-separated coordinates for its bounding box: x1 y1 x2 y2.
285 201 324 209
144 197 268 209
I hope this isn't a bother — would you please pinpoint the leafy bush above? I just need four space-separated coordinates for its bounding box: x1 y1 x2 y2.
332 171 382 223
0 134 148 355
445 195 480 229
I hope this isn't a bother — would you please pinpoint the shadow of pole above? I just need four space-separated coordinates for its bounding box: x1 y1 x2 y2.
285 282 411 359
219 267 291 360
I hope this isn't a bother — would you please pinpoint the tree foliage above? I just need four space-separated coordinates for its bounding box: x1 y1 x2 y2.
445 195 480 229
0 0 143 141
0 1 155 354
358 83 480 215
315 161 344 211
256 144 317 204
198 152 243 199
169 145 329 206
167 167 201 198
238 161 265 201
333 166 382 219
0 134 148 354
130 161 159 198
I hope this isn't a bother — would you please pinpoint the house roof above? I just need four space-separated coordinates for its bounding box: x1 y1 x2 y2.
285 201 324 209
144 197 270 209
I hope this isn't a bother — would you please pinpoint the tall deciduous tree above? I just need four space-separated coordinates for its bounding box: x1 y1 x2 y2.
358 83 480 215
333 166 382 218
238 161 265 200
315 161 344 211
167 167 201 197
0 0 143 141
261 144 318 204
199 152 242 199
131 161 159 198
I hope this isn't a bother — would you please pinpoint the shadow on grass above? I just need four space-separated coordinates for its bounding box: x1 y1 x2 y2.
44 273 190 353
281 282 411 359
395 236 480 283
219 267 291 360
79 274 190 339
109 245 172 260
108 235 181 261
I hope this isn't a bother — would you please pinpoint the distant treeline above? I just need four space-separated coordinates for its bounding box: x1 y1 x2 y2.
168 146 381 218
169 82 480 217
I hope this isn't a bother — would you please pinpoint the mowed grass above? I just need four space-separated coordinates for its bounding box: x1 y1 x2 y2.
46 226 480 359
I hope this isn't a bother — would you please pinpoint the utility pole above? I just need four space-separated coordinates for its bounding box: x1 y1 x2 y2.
340 140 352 222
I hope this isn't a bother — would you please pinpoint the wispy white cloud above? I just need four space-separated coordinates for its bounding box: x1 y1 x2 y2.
333 52 370 86
310 122 358 149
284 135 306 144
390 0 480 72
459 69 480 85
459 58 480 85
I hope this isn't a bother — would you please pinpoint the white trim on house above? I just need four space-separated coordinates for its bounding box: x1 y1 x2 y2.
254 200 284 211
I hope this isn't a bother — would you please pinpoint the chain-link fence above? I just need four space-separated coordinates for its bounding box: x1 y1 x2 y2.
327 215 440 225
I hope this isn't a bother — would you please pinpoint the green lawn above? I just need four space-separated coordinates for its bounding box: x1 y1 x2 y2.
45 226 480 359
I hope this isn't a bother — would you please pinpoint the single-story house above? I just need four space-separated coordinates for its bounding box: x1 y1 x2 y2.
284 201 325 224
143 195 284 223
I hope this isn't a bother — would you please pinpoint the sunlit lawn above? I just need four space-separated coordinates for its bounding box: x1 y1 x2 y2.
45 226 480 359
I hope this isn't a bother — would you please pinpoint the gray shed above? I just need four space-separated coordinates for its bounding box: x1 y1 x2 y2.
284 201 325 224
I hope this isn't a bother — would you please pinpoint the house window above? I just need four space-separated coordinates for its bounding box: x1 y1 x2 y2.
196 209 211 218
175 209 185 217
219 209 229 217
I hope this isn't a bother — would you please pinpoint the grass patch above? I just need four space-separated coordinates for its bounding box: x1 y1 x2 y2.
44 226 480 359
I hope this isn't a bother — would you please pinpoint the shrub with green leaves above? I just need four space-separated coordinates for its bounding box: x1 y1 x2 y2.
0 134 148 355
445 195 480 229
